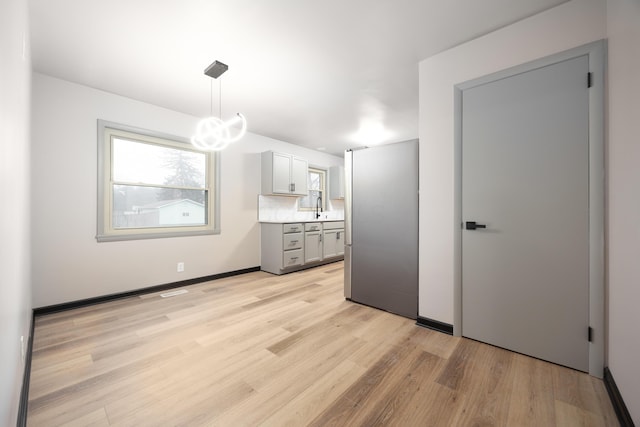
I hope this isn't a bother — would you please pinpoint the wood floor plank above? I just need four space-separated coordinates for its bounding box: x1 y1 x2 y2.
357 349 444 426
435 337 481 391
307 338 422 426
102 373 180 425
552 363 609 415
555 399 610 427
346 312 416 370
28 347 182 414
31 314 171 364
62 406 110 427
448 342 516 426
27 261 618 426
552 364 620 426
410 326 461 359
258 359 366 427
213 331 366 426
506 353 557 426
27 368 168 426
29 353 93 381
386 371 460 426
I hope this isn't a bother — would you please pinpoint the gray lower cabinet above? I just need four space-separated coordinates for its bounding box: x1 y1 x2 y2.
261 221 344 275
304 223 323 263
323 227 345 258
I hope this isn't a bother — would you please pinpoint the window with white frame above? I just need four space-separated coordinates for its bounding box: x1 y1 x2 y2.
97 120 219 241
299 167 326 212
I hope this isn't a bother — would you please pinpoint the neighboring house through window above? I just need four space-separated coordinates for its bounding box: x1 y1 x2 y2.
97 120 220 241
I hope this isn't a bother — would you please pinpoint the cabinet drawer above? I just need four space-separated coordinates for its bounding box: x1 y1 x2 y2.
305 222 322 232
283 249 303 267
323 221 345 230
283 232 303 249
283 223 303 233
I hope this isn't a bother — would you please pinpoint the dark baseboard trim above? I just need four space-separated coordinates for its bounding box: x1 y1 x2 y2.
16 312 34 427
604 367 635 427
33 266 261 316
416 316 454 335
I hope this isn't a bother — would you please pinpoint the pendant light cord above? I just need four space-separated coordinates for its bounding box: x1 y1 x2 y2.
209 79 213 117
207 77 223 119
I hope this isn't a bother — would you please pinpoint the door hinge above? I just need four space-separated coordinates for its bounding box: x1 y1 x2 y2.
588 326 593 342
587 72 593 88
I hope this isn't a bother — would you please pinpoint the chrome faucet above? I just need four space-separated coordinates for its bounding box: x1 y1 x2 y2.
315 195 323 219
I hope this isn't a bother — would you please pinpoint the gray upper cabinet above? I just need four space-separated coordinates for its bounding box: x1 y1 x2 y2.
262 151 308 196
329 165 345 199
290 156 308 196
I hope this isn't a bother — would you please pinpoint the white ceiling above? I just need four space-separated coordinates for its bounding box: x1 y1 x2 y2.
29 0 568 156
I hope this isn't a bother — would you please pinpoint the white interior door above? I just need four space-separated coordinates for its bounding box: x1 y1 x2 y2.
461 55 590 371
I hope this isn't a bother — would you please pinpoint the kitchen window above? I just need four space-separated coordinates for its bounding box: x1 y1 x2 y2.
97 120 220 241
299 167 326 211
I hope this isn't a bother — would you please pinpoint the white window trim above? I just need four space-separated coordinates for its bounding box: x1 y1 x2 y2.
96 120 221 242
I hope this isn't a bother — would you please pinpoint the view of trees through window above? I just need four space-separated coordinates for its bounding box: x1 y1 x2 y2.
111 138 207 229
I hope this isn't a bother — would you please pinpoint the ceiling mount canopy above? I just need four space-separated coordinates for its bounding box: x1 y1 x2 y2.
191 60 247 151
204 60 228 79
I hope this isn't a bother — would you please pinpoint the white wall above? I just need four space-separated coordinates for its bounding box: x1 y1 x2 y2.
0 0 32 423
31 73 342 308
418 0 606 323
606 0 640 423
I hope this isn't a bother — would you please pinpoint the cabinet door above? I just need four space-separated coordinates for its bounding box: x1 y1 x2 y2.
323 230 337 258
323 229 345 258
305 231 322 263
272 152 292 194
290 156 309 195
336 229 345 256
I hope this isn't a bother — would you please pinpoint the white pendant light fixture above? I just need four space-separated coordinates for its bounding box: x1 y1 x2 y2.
191 60 247 151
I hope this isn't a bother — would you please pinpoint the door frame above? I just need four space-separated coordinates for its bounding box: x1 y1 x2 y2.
453 40 606 377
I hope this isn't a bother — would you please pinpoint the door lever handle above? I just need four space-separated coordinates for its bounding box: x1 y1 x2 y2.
465 221 487 230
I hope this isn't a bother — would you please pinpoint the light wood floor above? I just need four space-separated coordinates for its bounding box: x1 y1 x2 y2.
27 261 618 426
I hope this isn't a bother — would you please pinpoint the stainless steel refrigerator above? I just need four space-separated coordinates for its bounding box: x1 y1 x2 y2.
344 139 419 319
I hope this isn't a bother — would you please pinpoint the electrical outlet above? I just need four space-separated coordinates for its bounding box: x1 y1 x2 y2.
177 262 185 272
20 336 26 362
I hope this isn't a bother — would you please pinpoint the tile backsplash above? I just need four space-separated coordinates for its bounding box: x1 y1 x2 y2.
258 195 344 222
